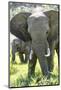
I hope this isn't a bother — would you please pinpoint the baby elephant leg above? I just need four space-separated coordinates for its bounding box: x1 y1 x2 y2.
12 43 17 63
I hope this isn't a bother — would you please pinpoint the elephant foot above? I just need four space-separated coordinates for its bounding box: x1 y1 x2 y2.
28 60 36 78
28 63 35 78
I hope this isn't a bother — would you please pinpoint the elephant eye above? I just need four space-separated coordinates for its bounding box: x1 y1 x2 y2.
46 31 48 34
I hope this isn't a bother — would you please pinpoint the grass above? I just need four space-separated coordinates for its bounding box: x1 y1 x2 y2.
9 50 59 87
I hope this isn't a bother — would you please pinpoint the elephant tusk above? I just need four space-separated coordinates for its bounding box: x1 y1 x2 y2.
45 48 50 57
29 49 33 60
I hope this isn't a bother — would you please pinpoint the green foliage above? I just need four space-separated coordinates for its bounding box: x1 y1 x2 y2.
9 50 59 87
10 63 18 75
9 3 59 20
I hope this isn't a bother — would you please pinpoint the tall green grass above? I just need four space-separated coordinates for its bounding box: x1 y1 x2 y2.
10 50 59 87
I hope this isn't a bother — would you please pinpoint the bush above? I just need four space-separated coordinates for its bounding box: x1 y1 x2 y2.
10 63 18 75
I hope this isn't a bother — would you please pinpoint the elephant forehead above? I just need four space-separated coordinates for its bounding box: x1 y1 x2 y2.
29 12 46 18
28 16 49 30
28 15 48 23
28 20 49 33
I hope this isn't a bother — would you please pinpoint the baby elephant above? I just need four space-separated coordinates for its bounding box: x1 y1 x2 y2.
12 38 29 63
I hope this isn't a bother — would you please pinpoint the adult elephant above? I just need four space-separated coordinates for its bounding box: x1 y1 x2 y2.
27 8 50 77
28 10 59 75
10 10 59 77
11 38 29 63
28 9 59 77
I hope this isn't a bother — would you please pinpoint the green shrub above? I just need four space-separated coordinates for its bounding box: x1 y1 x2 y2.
10 63 18 75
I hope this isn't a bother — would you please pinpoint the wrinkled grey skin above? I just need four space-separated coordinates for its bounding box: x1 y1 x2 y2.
12 38 29 63
28 11 50 77
10 10 59 77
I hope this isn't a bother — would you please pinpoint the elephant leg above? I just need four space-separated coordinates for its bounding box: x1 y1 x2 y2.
19 52 25 63
28 53 37 77
24 53 28 63
47 42 55 72
12 43 17 63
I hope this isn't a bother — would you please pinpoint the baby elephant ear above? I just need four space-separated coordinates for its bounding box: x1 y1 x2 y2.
45 48 50 57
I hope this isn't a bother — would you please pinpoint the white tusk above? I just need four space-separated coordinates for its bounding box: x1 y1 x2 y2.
45 48 50 57
29 49 33 60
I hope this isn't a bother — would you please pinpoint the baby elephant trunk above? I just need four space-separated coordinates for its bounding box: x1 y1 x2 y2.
45 48 50 57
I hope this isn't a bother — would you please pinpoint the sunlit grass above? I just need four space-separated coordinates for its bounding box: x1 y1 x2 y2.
9 50 59 87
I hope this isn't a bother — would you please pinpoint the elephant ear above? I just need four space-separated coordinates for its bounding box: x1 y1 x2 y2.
10 12 32 42
44 10 58 28
44 10 59 40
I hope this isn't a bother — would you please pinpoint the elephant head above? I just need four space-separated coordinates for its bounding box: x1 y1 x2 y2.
27 7 50 76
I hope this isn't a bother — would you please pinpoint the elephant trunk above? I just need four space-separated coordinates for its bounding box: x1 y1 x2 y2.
45 48 50 57
29 47 50 60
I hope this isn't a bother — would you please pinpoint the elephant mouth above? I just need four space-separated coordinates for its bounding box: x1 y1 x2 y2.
45 48 50 57
29 47 50 60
